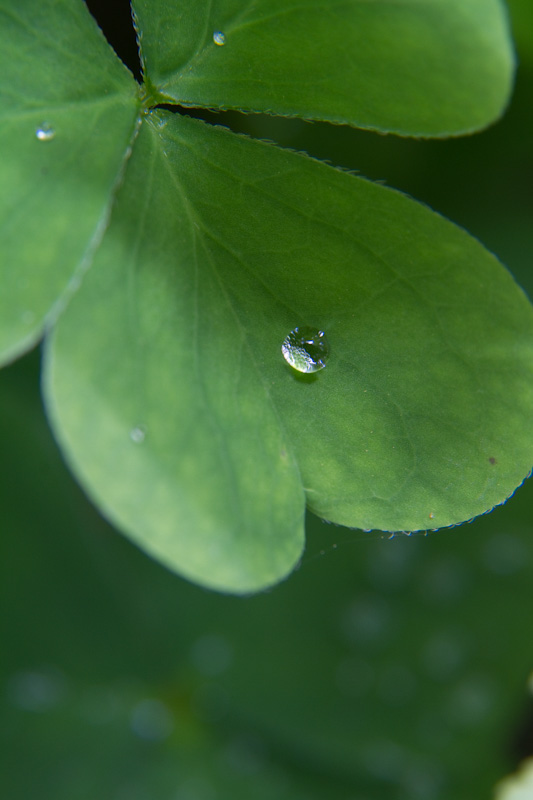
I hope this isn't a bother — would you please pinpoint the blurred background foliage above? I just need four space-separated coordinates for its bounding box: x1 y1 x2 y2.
1 1 532 797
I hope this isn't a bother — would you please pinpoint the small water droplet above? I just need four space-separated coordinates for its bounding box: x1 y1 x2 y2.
281 326 329 373
213 30 225 46
36 124 55 141
130 426 146 444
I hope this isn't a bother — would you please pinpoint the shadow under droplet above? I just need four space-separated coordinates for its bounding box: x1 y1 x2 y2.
285 365 319 383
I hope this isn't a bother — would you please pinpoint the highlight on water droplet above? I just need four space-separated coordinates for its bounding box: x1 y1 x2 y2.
281 326 330 374
213 30 226 46
36 123 55 142
130 425 146 444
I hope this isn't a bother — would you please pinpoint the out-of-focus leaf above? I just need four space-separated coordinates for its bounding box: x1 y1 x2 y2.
0 0 139 365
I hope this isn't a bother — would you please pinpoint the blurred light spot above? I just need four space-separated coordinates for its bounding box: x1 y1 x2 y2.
221 735 267 775
447 675 496 726
367 537 415 591
402 761 446 799
420 557 468 605
363 739 404 781
114 785 150 800
377 663 417 706
190 634 233 677
335 656 374 698
421 632 467 681
417 714 452 750
7 668 67 712
342 595 392 648
130 698 174 741
130 425 146 444
175 776 217 800
483 534 528 575
79 685 120 725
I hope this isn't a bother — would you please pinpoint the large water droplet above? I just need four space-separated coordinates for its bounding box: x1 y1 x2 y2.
213 30 225 46
281 326 329 373
36 124 55 141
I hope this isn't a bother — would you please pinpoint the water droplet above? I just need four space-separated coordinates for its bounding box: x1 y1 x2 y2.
213 30 225 46
281 326 329 373
130 425 146 444
36 124 55 141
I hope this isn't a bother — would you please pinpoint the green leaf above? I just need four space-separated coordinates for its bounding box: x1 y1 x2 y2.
134 0 515 136
495 760 533 800
0 0 140 365
44 111 533 593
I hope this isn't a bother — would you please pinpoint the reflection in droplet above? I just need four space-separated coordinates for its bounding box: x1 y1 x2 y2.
36 124 55 141
130 425 146 444
130 698 174 741
281 326 330 373
213 31 225 45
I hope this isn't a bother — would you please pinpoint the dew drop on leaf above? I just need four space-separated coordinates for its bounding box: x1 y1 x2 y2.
281 326 330 373
35 124 55 142
213 31 226 46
